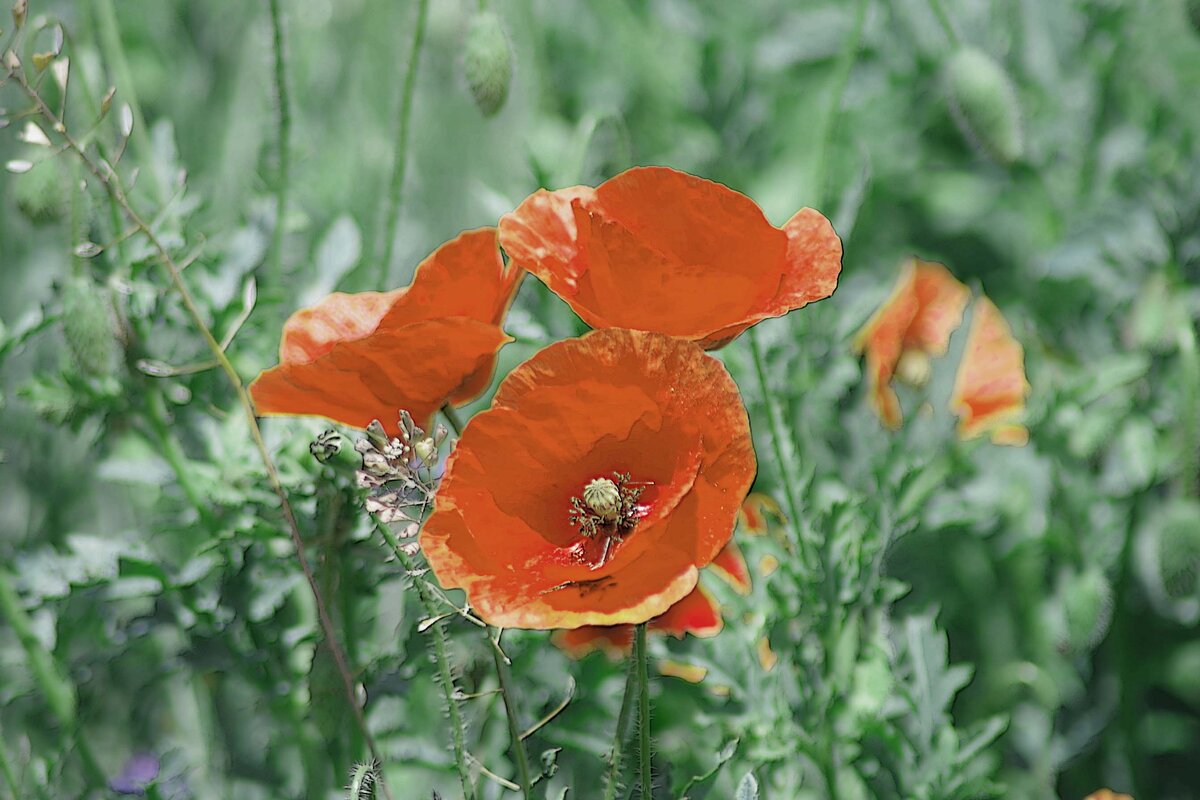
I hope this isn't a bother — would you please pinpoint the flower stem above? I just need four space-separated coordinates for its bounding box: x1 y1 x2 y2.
4 66 395 800
748 328 818 572
379 523 477 800
488 630 534 799
442 404 465 437
265 0 292 290
635 622 652 799
602 639 640 800
926 0 960 45
0 569 106 789
376 0 430 285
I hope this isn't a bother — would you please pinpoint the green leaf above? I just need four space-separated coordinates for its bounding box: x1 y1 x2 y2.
735 773 759 800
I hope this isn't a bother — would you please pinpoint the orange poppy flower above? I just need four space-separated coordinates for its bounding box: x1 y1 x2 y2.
1084 791 1133 800
249 228 521 432
421 328 756 629
498 166 842 349
853 259 970 429
950 296 1030 446
551 540 751 659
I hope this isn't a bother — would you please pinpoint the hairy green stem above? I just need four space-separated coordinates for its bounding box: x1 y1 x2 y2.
5 67 395 800
1179 321 1200 496
265 0 292 289
488 630 534 799
748 328 817 572
0 722 20 799
635 623 651 800
379 524 476 800
442 404 465 437
602 640 640 800
376 0 430 285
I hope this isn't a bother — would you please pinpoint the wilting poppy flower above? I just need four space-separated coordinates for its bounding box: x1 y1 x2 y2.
421 328 756 628
498 166 842 349
1084 791 1133 800
950 296 1030 446
853 259 970 429
249 228 521 432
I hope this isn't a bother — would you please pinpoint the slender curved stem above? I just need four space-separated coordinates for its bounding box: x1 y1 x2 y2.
488 630 534 799
376 0 430 285
265 0 292 288
808 0 869 207
441 404 465 437
602 641 640 800
5 67 395 800
635 623 651 799
748 328 817 571
378 522 477 800
926 0 960 45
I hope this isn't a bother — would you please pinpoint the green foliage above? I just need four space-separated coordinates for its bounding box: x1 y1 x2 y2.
2 1 1199 799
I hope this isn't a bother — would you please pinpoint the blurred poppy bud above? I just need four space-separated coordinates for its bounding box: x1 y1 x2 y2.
462 11 512 117
61 276 120 378
1061 568 1113 653
1155 500 1200 600
944 46 1024 164
13 156 67 224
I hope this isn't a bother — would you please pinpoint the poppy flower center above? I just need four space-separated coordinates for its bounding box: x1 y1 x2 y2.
569 472 648 539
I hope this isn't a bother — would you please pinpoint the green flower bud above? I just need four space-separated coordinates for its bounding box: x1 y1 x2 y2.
1156 500 1200 600
945 46 1024 164
463 11 513 117
61 276 120 378
13 156 67 224
1061 568 1113 653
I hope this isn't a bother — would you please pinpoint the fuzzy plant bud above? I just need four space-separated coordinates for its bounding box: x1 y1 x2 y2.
1155 500 1200 600
13 156 67 224
1061 568 1114 653
413 436 436 463
433 423 449 446
944 46 1024 164
12 0 26 29
61 276 120 378
462 11 512 117
310 429 343 463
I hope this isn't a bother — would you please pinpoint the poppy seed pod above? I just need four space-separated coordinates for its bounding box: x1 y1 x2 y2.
61 277 120 378
463 11 512 117
13 156 67 224
1155 500 1200 600
1061 568 1114 653
945 46 1024 164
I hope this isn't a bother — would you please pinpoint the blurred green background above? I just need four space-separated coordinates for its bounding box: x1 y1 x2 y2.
2 0 1200 798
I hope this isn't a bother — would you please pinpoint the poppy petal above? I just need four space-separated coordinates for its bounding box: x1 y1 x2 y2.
550 626 633 661
651 583 723 638
708 541 752 595
251 318 511 432
499 167 841 348
251 228 520 434
950 297 1029 444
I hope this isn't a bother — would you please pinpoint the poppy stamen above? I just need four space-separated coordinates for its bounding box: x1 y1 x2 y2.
569 471 648 540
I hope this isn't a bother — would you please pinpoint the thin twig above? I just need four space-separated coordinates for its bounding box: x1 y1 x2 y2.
5 65 395 800
376 0 430 285
488 629 534 799
377 520 477 800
